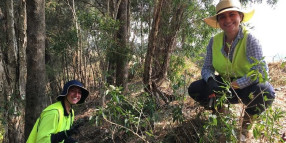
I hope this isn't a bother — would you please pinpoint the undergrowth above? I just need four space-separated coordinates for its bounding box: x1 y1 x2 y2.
87 60 286 142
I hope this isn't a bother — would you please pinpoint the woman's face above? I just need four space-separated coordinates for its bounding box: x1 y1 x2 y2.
66 86 82 104
217 11 243 34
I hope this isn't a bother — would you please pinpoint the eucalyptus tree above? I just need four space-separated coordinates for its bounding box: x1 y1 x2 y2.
0 0 26 142
25 0 48 140
91 0 131 89
45 0 80 98
142 0 217 103
114 0 130 89
67 0 131 90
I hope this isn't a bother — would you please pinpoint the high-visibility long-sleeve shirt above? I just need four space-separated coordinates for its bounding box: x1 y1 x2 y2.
26 101 74 143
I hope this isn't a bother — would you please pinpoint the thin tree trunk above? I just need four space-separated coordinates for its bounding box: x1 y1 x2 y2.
66 0 83 81
4 0 26 142
0 0 27 142
0 6 5 143
143 0 185 104
18 0 27 103
115 0 129 90
17 0 27 140
155 3 185 81
106 0 123 86
143 0 163 91
25 0 48 140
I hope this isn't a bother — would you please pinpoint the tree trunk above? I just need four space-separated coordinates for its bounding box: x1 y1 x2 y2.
115 0 129 90
0 51 3 143
143 0 163 91
153 0 185 81
0 5 5 143
0 0 26 142
106 0 130 90
143 0 185 104
18 0 27 105
25 0 48 140
66 0 83 81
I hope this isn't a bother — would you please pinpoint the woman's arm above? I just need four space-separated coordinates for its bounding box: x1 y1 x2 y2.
235 33 268 89
201 37 216 82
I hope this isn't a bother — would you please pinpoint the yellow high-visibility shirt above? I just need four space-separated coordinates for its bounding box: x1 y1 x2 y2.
26 101 74 143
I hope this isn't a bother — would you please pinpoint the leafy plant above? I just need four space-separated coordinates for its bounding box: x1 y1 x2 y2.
201 95 239 143
172 105 184 123
253 106 286 142
94 85 156 142
197 57 285 143
247 57 269 83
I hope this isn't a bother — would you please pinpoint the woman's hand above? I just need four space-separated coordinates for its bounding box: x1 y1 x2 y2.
231 81 239 89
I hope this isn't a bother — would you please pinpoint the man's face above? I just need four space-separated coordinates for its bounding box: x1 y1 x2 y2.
66 86 82 104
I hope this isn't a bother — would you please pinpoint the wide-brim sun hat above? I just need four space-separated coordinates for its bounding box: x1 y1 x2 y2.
204 0 255 28
57 80 89 104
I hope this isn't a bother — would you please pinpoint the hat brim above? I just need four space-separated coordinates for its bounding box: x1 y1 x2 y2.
57 85 89 104
204 8 255 28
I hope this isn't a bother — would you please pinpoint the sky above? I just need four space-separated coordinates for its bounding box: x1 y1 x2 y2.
249 0 286 62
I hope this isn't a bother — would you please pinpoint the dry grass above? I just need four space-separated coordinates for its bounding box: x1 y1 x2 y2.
269 62 286 142
268 62 286 87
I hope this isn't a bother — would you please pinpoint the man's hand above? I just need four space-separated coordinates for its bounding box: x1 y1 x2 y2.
66 125 80 137
64 137 78 143
51 120 84 143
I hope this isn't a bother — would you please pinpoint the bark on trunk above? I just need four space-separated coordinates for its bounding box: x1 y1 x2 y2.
143 0 163 91
154 1 185 81
143 0 185 104
18 0 27 105
25 0 48 140
0 0 27 142
115 0 129 90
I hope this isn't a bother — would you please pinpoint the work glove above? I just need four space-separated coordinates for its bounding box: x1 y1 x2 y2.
51 126 80 142
206 77 220 110
64 137 78 143
207 77 220 94
51 131 68 142
66 125 80 137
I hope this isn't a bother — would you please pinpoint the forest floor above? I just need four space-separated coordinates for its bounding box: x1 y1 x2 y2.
73 62 286 143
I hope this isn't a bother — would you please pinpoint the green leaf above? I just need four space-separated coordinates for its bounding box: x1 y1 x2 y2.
102 112 106 119
248 93 254 100
145 130 154 137
253 127 259 139
246 70 255 77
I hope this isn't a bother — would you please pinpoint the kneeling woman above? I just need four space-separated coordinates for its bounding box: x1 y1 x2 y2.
188 0 275 139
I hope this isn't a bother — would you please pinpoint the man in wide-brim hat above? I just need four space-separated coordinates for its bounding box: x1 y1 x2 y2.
27 80 89 143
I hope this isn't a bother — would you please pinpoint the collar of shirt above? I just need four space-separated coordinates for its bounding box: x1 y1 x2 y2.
61 100 72 116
